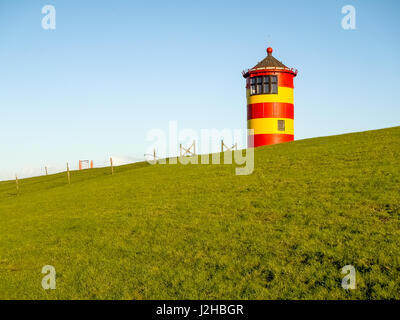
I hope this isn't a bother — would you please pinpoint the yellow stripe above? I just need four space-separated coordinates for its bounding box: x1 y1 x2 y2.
247 118 294 135
246 87 294 104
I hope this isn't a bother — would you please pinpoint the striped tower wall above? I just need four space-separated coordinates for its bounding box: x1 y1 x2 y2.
246 70 296 147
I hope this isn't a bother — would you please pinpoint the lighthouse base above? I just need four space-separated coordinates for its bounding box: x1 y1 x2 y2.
248 134 294 148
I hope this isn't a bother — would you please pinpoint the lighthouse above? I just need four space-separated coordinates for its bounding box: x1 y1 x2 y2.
243 47 297 147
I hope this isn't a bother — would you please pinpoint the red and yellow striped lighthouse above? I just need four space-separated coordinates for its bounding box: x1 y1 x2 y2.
243 47 297 147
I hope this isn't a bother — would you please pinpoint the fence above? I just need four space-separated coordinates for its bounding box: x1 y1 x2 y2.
3 138 241 183
1 155 146 182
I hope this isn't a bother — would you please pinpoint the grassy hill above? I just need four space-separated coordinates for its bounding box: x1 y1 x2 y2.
1 127 400 299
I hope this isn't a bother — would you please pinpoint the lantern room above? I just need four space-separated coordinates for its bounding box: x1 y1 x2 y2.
243 47 298 147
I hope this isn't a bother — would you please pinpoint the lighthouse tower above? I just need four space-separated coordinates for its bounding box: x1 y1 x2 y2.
243 47 297 147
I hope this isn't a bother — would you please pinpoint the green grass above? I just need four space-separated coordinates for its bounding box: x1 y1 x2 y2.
1 127 400 299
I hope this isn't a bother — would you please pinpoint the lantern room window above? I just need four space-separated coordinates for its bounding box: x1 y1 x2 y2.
250 75 278 95
250 78 256 95
256 77 263 94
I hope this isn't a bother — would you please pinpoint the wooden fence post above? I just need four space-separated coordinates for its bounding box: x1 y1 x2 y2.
110 157 114 175
221 140 237 152
15 175 19 194
67 163 71 184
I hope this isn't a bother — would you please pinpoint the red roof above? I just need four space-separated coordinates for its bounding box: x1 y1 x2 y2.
243 47 297 78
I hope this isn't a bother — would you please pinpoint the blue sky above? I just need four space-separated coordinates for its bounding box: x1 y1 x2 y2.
0 0 399 180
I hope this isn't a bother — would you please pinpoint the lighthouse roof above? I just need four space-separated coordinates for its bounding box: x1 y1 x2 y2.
243 47 297 77
252 54 288 69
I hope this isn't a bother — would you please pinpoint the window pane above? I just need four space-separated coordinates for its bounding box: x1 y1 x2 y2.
271 76 278 84
278 120 285 131
250 84 256 95
256 84 262 94
263 76 270 84
263 83 270 94
271 83 278 93
250 78 256 85
256 77 262 84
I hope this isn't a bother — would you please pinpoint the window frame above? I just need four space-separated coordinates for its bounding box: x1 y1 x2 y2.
277 119 285 131
270 75 278 94
250 78 256 95
249 75 278 95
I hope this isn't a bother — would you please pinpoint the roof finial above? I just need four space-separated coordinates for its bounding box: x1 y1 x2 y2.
267 47 273 56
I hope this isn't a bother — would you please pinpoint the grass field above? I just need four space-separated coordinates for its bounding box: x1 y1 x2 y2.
1 127 400 299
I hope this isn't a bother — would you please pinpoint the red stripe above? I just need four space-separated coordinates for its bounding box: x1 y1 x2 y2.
247 103 294 120
248 134 294 147
248 72 295 88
